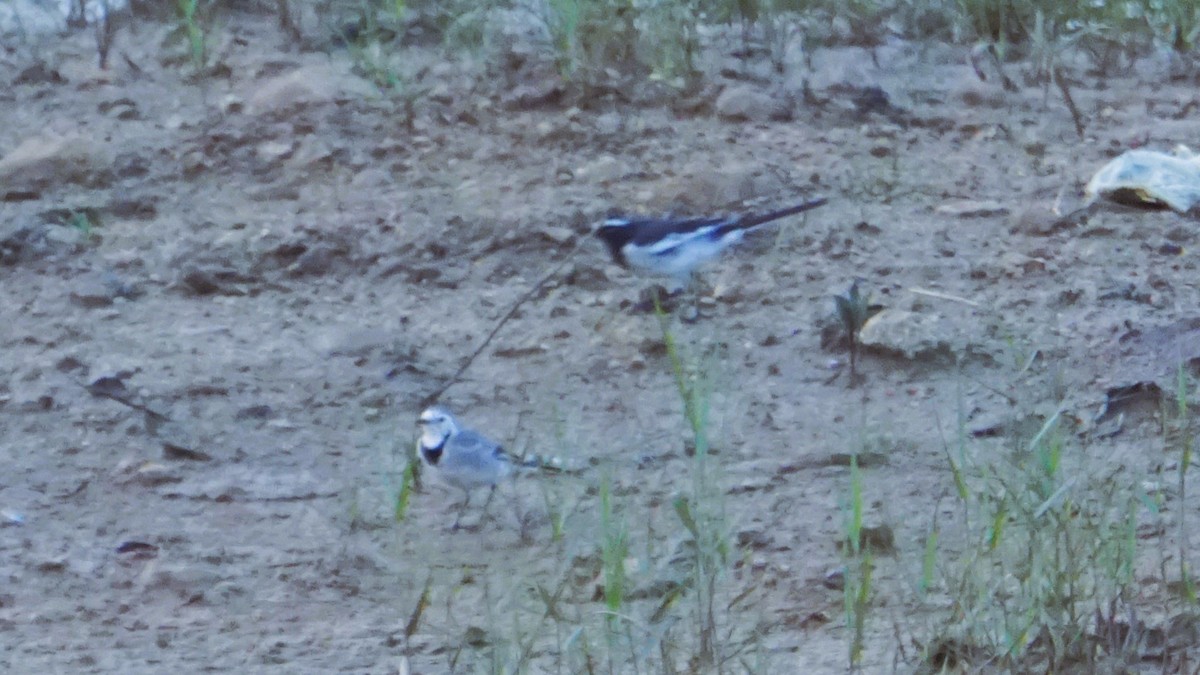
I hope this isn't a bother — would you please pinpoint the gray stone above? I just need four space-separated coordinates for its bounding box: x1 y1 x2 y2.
714 85 790 122
935 200 1009 218
859 309 952 360
246 64 374 115
0 135 106 191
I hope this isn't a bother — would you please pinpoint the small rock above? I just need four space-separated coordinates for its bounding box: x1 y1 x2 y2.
852 85 892 115
997 251 1048 277
463 626 490 648
13 62 65 86
493 343 547 358
499 77 559 110
714 85 789 122
350 167 390 188
564 263 608 290
858 524 897 554
15 392 55 412
594 112 622 135
824 451 889 468
736 529 773 550
858 309 952 360
162 443 212 462
935 200 1009 218
1008 205 1062 236
533 118 576 143
235 404 273 420
85 372 133 398
0 135 106 191
285 137 335 171
36 557 68 573
116 541 159 559
179 266 239 296
426 81 455 105
246 64 374 115
823 567 845 590
134 462 182 487
658 161 786 211
107 197 157 219
142 564 221 598
256 140 295 163
797 611 832 629
211 580 247 601
539 226 575 245
869 144 892 158
98 98 138 120
1165 225 1192 243
0 223 64 263
181 149 209 178
289 245 339 276
1 189 40 202
220 94 244 115
70 271 138 308
1097 381 1163 424
70 290 112 308
247 183 300 201
575 154 623 184
181 268 220 295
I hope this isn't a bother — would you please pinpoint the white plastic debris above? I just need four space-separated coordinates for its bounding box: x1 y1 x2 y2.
1085 145 1200 213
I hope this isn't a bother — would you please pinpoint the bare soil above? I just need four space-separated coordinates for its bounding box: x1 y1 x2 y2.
3 8 1200 673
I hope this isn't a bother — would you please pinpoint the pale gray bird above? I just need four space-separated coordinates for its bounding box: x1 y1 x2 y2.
417 405 538 530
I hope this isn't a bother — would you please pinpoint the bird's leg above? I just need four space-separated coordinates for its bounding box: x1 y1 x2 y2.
479 484 498 524
679 274 705 323
451 490 473 531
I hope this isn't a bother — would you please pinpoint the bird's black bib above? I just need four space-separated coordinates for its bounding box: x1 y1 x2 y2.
421 438 446 466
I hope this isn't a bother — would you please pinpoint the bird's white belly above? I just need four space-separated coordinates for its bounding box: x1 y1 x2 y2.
623 233 740 280
439 455 511 490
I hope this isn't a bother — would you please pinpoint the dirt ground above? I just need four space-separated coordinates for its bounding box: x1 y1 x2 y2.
3 7 1200 673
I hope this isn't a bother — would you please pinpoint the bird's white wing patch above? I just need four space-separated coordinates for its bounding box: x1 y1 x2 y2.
623 226 747 281
642 225 721 256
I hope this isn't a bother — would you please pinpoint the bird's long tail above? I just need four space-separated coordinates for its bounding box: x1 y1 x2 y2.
729 197 828 231
517 452 588 474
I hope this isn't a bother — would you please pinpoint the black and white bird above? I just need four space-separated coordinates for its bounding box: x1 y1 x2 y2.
594 197 828 287
417 405 566 530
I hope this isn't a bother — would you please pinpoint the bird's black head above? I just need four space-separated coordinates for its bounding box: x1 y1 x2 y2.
595 218 633 268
